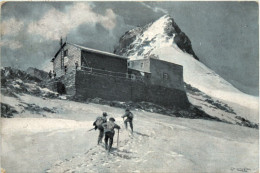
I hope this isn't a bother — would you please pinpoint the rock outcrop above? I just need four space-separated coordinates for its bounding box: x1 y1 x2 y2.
114 15 199 60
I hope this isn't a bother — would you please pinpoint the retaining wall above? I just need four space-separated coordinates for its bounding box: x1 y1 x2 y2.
75 70 189 109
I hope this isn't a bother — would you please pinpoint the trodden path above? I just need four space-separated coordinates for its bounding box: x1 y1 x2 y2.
46 111 258 173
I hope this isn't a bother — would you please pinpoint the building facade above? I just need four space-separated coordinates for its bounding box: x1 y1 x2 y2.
49 41 190 109
128 58 185 91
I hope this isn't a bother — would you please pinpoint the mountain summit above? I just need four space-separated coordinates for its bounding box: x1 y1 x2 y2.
114 15 199 60
114 15 258 124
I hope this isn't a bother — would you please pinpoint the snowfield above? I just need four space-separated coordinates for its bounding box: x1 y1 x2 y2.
1 95 258 173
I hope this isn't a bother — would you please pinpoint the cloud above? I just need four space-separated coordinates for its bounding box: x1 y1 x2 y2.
27 2 117 40
1 18 24 35
140 2 168 14
0 39 22 50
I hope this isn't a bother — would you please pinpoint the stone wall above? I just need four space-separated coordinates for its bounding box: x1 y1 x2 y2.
75 70 189 109
62 70 76 95
64 44 81 74
129 58 185 91
53 53 62 77
50 51 189 109
149 58 184 91
75 71 132 101
53 43 81 78
45 70 76 95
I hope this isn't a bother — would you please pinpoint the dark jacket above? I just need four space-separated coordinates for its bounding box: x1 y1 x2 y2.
122 111 134 120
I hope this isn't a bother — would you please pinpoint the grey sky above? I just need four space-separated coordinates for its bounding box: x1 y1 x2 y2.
1 1 258 95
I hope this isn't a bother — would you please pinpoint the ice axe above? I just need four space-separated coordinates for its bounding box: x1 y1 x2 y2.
122 117 125 124
87 127 96 132
117 129 120 150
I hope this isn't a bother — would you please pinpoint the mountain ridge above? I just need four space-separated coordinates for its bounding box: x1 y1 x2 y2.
113 15 258 124
114 15 199 60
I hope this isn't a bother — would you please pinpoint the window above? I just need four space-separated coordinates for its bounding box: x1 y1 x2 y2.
64 56 68 64
64 66 67 73
64 49 68 57
140 63 144 68
163 73 169 80
131 74 136 80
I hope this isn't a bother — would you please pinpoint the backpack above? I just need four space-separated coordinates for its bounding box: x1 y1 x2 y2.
95 117 105 127
107 122 114 131
104 121 115 133
128 112 134 119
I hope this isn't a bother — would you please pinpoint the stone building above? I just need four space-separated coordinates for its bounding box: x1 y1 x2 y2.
51 40 128 78
128 58 184 91
49 39 190 109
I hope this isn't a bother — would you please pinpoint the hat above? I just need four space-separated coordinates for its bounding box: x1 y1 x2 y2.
109 117 115 122
103 112 108 116
125 108 129 111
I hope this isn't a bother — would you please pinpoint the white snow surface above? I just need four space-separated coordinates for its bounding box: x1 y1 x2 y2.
124 15 258 120
1 95 258 173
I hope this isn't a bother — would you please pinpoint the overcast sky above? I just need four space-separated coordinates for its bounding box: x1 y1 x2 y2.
1 1 258 95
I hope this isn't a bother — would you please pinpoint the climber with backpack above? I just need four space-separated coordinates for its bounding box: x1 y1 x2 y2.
93 112 108 145
102 117 121 152
122 108 134 133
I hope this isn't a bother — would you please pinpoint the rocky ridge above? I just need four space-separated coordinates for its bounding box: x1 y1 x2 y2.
114 15 199 60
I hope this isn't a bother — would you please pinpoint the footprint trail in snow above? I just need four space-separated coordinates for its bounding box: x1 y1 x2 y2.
46 128 151 173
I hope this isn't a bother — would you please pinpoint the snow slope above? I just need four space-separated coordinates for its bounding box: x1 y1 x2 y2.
117 15 258 122
1 94 258 173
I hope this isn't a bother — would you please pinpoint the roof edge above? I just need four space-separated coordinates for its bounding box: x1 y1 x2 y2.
68 42 128 60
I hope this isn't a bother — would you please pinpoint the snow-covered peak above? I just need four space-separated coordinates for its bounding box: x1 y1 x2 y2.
139 15 170 40
114 15 198 60
114 15 258 113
